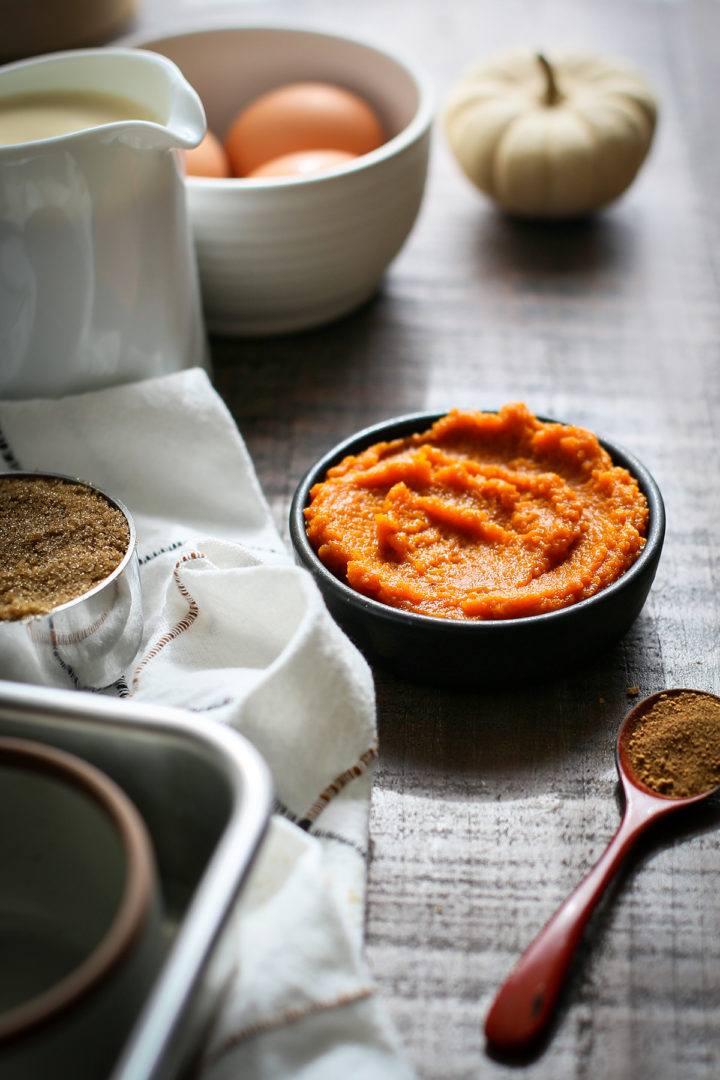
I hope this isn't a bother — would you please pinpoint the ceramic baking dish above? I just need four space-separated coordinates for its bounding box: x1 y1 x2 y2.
0 679 273 1080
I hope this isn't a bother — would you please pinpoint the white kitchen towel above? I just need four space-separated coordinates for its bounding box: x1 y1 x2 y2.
0 368 415 1080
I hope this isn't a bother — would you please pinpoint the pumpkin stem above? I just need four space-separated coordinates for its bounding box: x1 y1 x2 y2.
537 53 561 105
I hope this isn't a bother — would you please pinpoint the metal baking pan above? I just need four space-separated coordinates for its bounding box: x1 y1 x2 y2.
0 679 273 1080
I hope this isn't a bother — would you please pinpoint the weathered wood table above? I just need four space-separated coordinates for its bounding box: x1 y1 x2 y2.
141 1 720 1075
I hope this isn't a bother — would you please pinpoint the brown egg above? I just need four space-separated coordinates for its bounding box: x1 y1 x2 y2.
248 148 358 179
184 129 231 178
224 82 385 177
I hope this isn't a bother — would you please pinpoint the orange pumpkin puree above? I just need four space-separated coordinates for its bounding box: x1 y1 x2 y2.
304 403 649 620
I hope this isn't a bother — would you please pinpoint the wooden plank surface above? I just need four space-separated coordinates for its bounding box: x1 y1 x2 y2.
141 1 720 1075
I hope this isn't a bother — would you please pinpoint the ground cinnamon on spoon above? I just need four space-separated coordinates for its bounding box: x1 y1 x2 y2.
626 690 720 798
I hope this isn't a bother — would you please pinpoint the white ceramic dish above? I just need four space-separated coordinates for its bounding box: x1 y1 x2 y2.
131 25 434 336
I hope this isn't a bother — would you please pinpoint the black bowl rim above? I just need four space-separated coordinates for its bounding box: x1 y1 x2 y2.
289 410 666 638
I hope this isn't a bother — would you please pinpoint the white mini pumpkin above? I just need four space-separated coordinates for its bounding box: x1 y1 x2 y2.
443 48 658 218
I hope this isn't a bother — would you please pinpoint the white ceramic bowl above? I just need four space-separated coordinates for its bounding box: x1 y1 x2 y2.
134 26 434 336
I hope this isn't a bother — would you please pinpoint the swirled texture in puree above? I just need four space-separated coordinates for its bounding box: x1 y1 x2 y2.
304 404 649 620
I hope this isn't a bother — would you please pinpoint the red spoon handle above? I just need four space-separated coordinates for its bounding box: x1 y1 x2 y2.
484 799 656 1052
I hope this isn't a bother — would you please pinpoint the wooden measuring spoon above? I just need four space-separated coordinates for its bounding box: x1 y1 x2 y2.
484 688 720 1055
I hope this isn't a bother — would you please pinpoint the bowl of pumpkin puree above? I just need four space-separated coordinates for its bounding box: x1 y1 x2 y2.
289 403 665 687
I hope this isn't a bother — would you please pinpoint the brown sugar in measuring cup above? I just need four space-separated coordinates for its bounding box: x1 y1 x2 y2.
0 472 142 688
0 475 130 620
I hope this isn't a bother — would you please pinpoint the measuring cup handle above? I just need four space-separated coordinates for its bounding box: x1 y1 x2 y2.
484 801 651 1053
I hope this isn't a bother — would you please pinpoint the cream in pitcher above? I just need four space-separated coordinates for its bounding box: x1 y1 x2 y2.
0 89 161 144
0 49 209 399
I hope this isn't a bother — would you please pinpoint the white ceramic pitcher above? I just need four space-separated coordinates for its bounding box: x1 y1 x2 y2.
0 48 209 400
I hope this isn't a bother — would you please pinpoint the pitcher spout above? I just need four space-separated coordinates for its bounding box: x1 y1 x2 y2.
0 48 206 153
113 47 207 151
151 51 207 150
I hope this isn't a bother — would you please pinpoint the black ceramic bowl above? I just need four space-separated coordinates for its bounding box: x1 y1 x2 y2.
289 412 665 687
